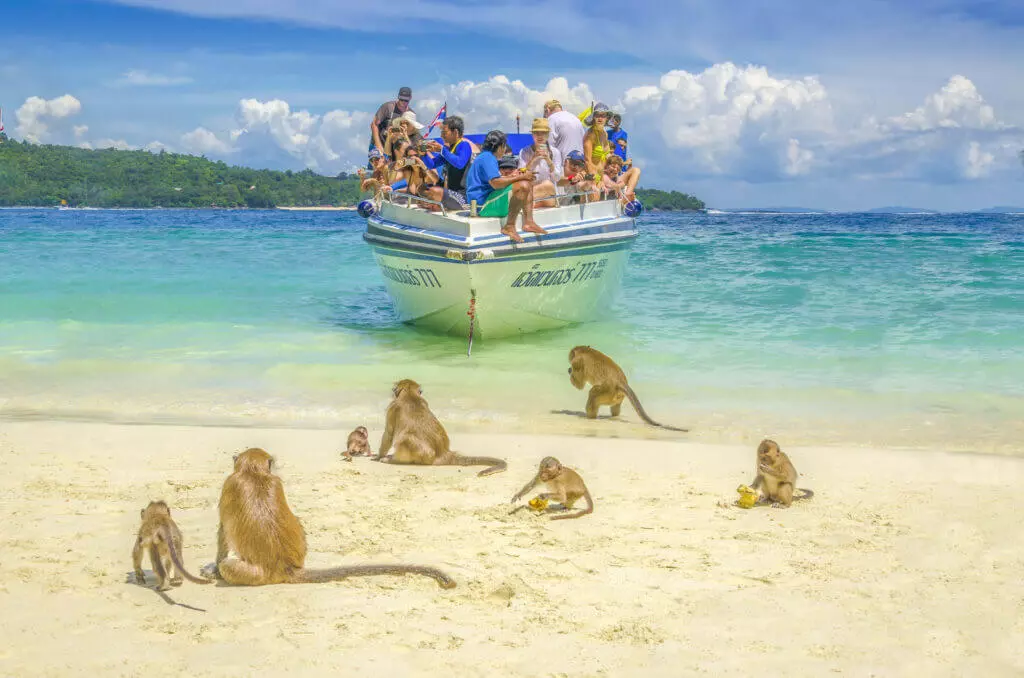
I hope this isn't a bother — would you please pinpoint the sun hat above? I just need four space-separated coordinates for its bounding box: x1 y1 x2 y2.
585 102 614 126
530 118 550 133
399 110 424 131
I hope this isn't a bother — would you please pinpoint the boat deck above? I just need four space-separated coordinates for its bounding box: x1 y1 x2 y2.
367 197 635 256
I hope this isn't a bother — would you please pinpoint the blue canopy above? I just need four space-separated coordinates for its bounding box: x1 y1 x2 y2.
425 133 534 155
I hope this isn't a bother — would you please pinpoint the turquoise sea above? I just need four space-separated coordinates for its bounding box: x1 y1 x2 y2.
1 208 1022 453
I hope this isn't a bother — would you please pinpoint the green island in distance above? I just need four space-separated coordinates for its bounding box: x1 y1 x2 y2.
0 137 706 212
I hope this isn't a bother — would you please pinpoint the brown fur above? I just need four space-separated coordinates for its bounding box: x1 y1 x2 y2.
132 500 210 590
567 346 687 431
343 426 370 461
750 439 814 508
375 379 507 476
204 448 456 588
510 456 594 520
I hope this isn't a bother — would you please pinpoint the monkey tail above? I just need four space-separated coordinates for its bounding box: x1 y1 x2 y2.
293 565 456 589
159 527 211 585
623 384 689 432
550 489 595 521
795 488 815 501
448 452 508 477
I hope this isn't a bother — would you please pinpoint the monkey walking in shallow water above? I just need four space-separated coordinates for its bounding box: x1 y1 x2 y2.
567 345 688 432
510 456 594 520
132 501 210 591
374 379 507 476
343 426 370 461
750 439 814 508
203 447 455 588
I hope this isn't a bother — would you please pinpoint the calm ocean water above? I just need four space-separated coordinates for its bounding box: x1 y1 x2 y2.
1 208 1022 453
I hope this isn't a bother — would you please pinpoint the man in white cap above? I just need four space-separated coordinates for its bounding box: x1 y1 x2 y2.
542 99 586 161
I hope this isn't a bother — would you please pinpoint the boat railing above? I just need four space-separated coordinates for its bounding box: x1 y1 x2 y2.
378 187 620 217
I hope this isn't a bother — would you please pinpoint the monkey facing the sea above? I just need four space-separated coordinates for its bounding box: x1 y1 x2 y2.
374 379 507 476
132 500 210 591
567 346 687 431
510 456 594 520
750 439 814 508
203 447 456 588
343 426 370 461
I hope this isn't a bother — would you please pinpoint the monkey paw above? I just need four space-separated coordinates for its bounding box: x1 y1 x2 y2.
134 572 146 585
200 563 221 580
170 577 183 587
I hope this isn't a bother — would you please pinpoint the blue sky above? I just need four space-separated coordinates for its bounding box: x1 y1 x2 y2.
2 0 1023 209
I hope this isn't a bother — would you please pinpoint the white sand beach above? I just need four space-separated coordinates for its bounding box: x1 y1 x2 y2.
1 420 1021 676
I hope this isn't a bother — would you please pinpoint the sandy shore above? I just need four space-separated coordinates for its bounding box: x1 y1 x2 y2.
1 421 1021 676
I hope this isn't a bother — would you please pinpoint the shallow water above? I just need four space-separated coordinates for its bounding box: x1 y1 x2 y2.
1 208 1022 453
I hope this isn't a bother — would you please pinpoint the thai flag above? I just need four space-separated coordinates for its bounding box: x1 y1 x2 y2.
0 107 5 133
424 103 446 136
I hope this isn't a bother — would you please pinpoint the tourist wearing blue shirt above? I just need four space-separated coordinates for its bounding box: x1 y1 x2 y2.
607 114 629 163
421 116 473 210
465 130 548 243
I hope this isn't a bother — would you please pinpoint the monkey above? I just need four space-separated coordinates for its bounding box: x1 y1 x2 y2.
132 500 210 591
750 439 814 508
567 346 688 432
343 426 370 461
510 456 594 520
204 447 456 588
374 379 507 477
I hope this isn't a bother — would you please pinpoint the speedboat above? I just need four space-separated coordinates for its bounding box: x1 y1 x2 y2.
360 133 643 342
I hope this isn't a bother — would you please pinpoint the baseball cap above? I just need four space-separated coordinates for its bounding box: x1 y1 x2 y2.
398 86 412 101
368 148 383 160
566 150 586 163
497 154 519 169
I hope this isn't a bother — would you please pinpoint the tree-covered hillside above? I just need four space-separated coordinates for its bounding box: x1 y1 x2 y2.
0 138 361 208
0 137 704 210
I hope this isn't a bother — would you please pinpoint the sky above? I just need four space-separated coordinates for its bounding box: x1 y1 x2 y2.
2 0 1024 210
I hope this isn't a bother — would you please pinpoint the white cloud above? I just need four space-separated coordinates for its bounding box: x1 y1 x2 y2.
428 76 596 131
73 125 89 138
181 126 235 155
94 138 135 150
114 69 193 87
16 94 83 143
179 98 370 172
620 63 834 179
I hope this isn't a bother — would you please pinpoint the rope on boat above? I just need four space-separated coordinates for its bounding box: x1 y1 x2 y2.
466 289 477 357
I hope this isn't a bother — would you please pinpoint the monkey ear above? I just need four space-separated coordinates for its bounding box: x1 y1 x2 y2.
232 453 239 464
268 457 275 472
140 508 146 519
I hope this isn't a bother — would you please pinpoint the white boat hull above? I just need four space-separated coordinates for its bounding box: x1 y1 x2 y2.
363 199 639 339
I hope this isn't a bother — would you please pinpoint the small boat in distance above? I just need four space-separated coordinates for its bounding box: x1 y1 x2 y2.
360 130 643 342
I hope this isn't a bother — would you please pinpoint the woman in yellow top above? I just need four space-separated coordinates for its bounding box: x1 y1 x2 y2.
582 103 613 182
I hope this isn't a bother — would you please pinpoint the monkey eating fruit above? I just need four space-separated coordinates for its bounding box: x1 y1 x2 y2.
749 439 814 508
511 456 594 520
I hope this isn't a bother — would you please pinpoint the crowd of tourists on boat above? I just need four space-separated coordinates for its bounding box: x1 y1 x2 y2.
358 86 642 242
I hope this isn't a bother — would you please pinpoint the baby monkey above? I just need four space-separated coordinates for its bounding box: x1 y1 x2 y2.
132 500 210 591
510 456 594 520
343 426 371 461
750 439 814 507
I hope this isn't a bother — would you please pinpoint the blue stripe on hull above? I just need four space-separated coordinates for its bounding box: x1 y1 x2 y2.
364 236 635 264
366 215 637 250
